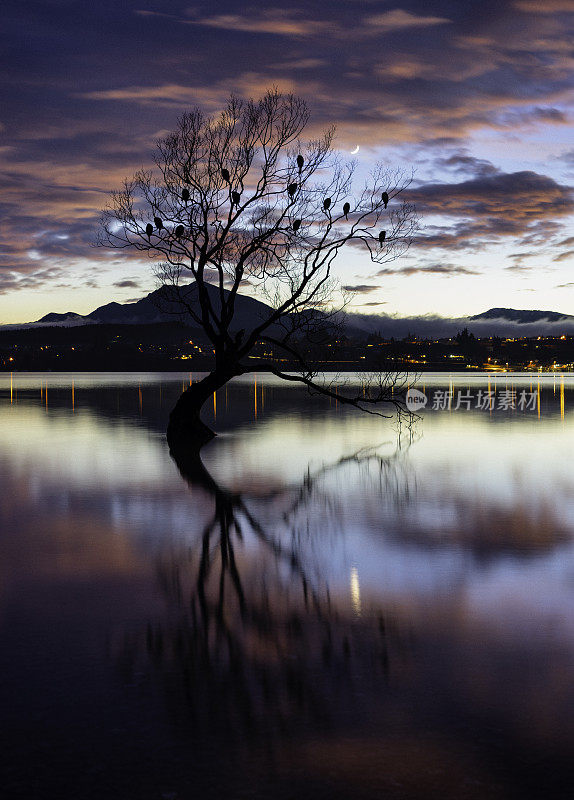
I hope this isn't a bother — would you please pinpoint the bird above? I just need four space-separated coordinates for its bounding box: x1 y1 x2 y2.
293 219 302 232
154 217 163 230
181 188 190 203
287 182 298 197
297 155 304 171
379 230 386 244
323 197 331 210
382 191 389 209
343 202 350 219
221 168 230 182
175 225 184 238
145 223 153 239
231 190 241 205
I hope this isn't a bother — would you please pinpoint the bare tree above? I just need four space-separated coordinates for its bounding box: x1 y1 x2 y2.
100 89 417 451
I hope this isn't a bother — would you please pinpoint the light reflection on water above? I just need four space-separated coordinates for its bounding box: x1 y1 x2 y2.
1 372 574 799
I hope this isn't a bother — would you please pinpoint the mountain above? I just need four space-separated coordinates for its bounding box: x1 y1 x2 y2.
34 312 92 326
470 307 574 324
86 283 274 330
27 283 368 338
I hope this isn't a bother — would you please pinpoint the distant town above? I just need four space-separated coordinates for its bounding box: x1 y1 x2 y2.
2 322 574 372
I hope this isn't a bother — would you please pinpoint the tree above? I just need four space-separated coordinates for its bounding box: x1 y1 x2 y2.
100 89 417 452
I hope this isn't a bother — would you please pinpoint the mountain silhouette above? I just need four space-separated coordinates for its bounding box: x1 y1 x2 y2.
470 307 574 323
37 284 277 330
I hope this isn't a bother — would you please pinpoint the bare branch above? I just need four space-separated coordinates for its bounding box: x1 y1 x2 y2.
100 88 419 436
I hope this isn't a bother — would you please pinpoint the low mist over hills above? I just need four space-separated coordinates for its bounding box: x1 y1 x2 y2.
349 307 574 339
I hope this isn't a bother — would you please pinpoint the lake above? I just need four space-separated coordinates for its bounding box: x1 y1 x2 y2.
1 371 573 799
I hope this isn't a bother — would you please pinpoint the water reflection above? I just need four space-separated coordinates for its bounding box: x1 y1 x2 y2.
1 373 574 798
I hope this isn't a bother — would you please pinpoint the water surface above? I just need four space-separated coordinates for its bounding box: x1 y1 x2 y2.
1 372 573 799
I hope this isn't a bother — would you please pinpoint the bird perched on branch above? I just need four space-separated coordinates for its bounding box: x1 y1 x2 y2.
287 182 298 197
343 202 350 219
297 155 304 171
323 197 331 210
379 230 386 244
181 188 189 203
231 191 241 205
175 225 184 238
154 217 163 230
221 168 230 182
145 223 153 239
382 191 389 209
293 219 302 232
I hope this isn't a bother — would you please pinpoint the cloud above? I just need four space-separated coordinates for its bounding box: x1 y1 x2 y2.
505 263 536 273
0 266 67 296
553 250 574 262
185 11 333 37
80 84 216 107
495 107 569 127
376 264 480 277
364 10 451 32
113 279 140 288
409 170 574 252
515 1 574 13
342 284 379 293
1 0 573 319
409 171 573 220
270 58 326 70
436 153 500 177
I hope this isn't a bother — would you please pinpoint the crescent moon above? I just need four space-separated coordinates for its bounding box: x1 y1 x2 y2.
351 145 360 155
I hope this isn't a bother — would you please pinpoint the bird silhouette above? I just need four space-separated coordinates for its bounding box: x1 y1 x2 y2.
382 191 389 209
297 155 304 171
221 168 230 182
145 223 153 239
154 217 163 230
175 225 184 238
287 182 298 197
323 197 331 210
293 219 302 232
181 188 190 203
379 230 386 244
231 190 241 205
343 202 350 219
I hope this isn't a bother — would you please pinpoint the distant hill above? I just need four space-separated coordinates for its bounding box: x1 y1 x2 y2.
470 307 574 324
32 312 93 327
37 312 86 324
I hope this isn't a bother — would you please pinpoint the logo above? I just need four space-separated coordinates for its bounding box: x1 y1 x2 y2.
405 388 428 412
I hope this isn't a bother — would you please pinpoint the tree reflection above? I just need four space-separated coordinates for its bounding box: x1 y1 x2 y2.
116 434 417 743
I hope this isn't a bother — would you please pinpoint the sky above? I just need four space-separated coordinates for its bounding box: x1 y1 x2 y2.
1 0 573 324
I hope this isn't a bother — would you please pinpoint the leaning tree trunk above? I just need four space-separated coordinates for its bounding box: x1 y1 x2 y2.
167 370 233 457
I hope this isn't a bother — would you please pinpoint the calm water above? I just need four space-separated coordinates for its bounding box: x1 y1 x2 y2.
1 371 573 799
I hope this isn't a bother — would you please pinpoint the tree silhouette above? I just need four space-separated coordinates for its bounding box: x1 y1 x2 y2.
101 89 417 450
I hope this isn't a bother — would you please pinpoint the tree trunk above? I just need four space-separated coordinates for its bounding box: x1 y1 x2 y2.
166 369 234 457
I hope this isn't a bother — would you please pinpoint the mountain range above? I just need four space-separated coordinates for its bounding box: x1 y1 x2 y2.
34 283 275 330
4 283 574 338
469 308 574 324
